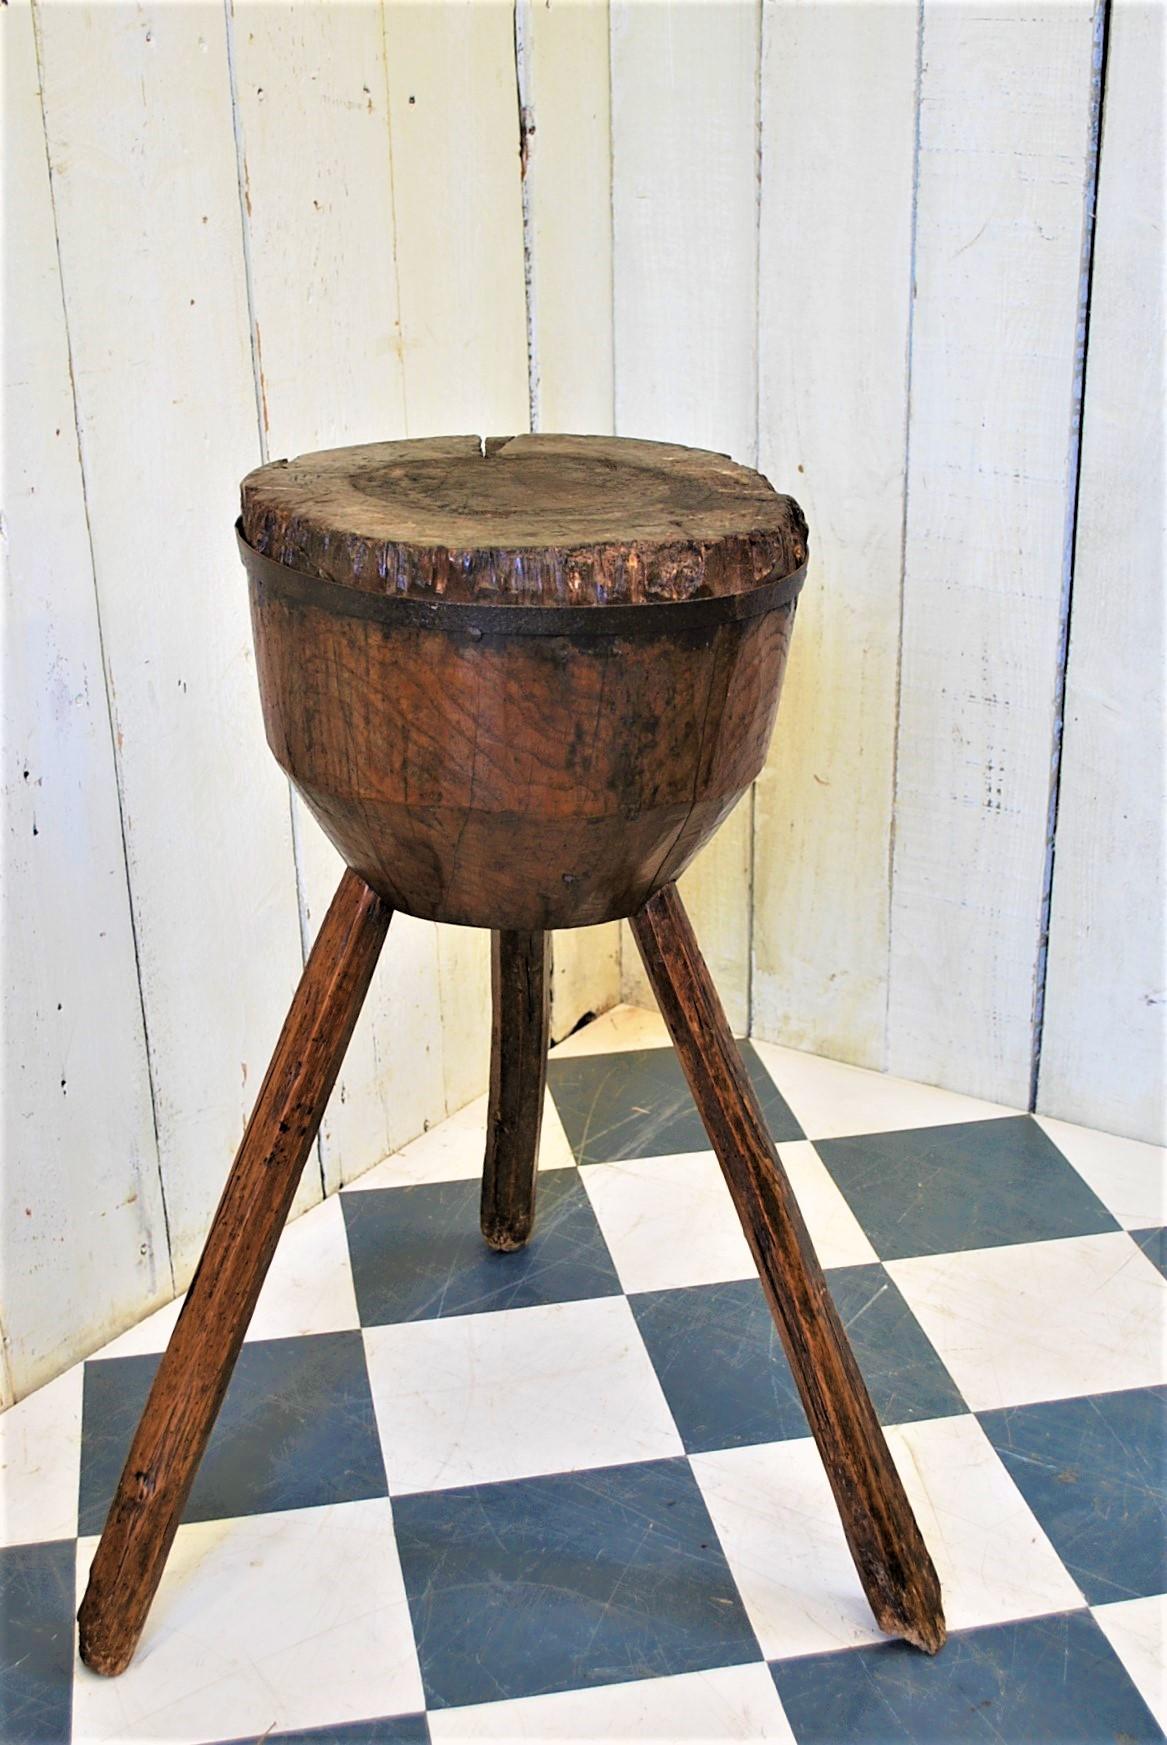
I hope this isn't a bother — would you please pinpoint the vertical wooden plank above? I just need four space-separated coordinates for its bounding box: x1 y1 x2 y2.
228 1 447 1188
1 0 169 1401
382 0 532 1112
752 0 918 1067
33 0 309 1284
519 0 622 1037
1039 0 1165 1144
887 0 1102 1106
383 0 530 437
610 0 760 1032
521 0 614 437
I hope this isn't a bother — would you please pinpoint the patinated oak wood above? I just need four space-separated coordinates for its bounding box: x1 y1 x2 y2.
77 435 944 1677
240 433 808 604
481 931 551 1251
631 883 946 1655
77 870 392 1677
239 435 807 931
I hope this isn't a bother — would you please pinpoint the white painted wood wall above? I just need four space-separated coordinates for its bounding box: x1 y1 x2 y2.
4 0 1161 1402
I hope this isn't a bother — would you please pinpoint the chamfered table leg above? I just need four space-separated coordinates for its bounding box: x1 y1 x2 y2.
480 930 550 1251
77 868 393 1677
630 883 945 1654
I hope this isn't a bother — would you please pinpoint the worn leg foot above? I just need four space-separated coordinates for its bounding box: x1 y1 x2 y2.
480 930 550 1251
77 869 393 1677
631 884 945 1653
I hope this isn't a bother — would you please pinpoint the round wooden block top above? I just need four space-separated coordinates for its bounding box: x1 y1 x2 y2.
240 433 808 606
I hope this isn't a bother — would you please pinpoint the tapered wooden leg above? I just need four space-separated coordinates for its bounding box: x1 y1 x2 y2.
77 869 392 1677
631 885 945 1654
480 930 550 1251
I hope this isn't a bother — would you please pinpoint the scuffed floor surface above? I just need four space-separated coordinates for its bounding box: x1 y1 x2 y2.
3 1005 1164 1744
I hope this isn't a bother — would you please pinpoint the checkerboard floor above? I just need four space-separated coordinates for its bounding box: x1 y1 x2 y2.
4 1004 1165 1744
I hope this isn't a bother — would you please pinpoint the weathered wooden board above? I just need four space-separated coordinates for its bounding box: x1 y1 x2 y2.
752 0 918 1068
33 0 310 1284
519 0 614 438
519 0 622 1034
610 0 760 1032
887 0 1102 1106
381 0 529 437
381 0 532 1114
1038 0 1165 1144
1 0 169 1402
229 0 448 1188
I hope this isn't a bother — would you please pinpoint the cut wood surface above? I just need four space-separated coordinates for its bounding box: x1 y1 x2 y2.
633 883 946 1656
241 434 808 603
77 871 391 1677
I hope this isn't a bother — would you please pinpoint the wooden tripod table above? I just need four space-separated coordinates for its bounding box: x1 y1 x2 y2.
77 434 945 1675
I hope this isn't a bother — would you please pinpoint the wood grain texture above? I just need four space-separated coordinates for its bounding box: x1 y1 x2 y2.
228 1 449 1190
481 931 550 1251
1038 0 1165 1144
241 434 807 602
2 0 168 1403
611 0 761 1031
632 884 945 1655
77 871 391 1677
33 0 311 1284
887 0 1102 1105
243 542 800 932
241 436 805 931
752 0 918 1069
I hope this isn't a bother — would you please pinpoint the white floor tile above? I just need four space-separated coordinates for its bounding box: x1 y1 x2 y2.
429 1661 795 1743
581 1143 874 1294
363 1295 682 1493
92 1194 360 1361
888 1232 1167 1410
0 1364 83 1547
71 1498 423 1745
347 1090 575 1192
1093 1594 1167 1730
779 1142 878 1269
692 1414 1082 1661
891 1414 1084 1630
581 1152 755 1293
749 1038 1019 1141
1035 1116 1167 1230
550 1004 671 1059
691 1438 890 1660
246 1192 360 1342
